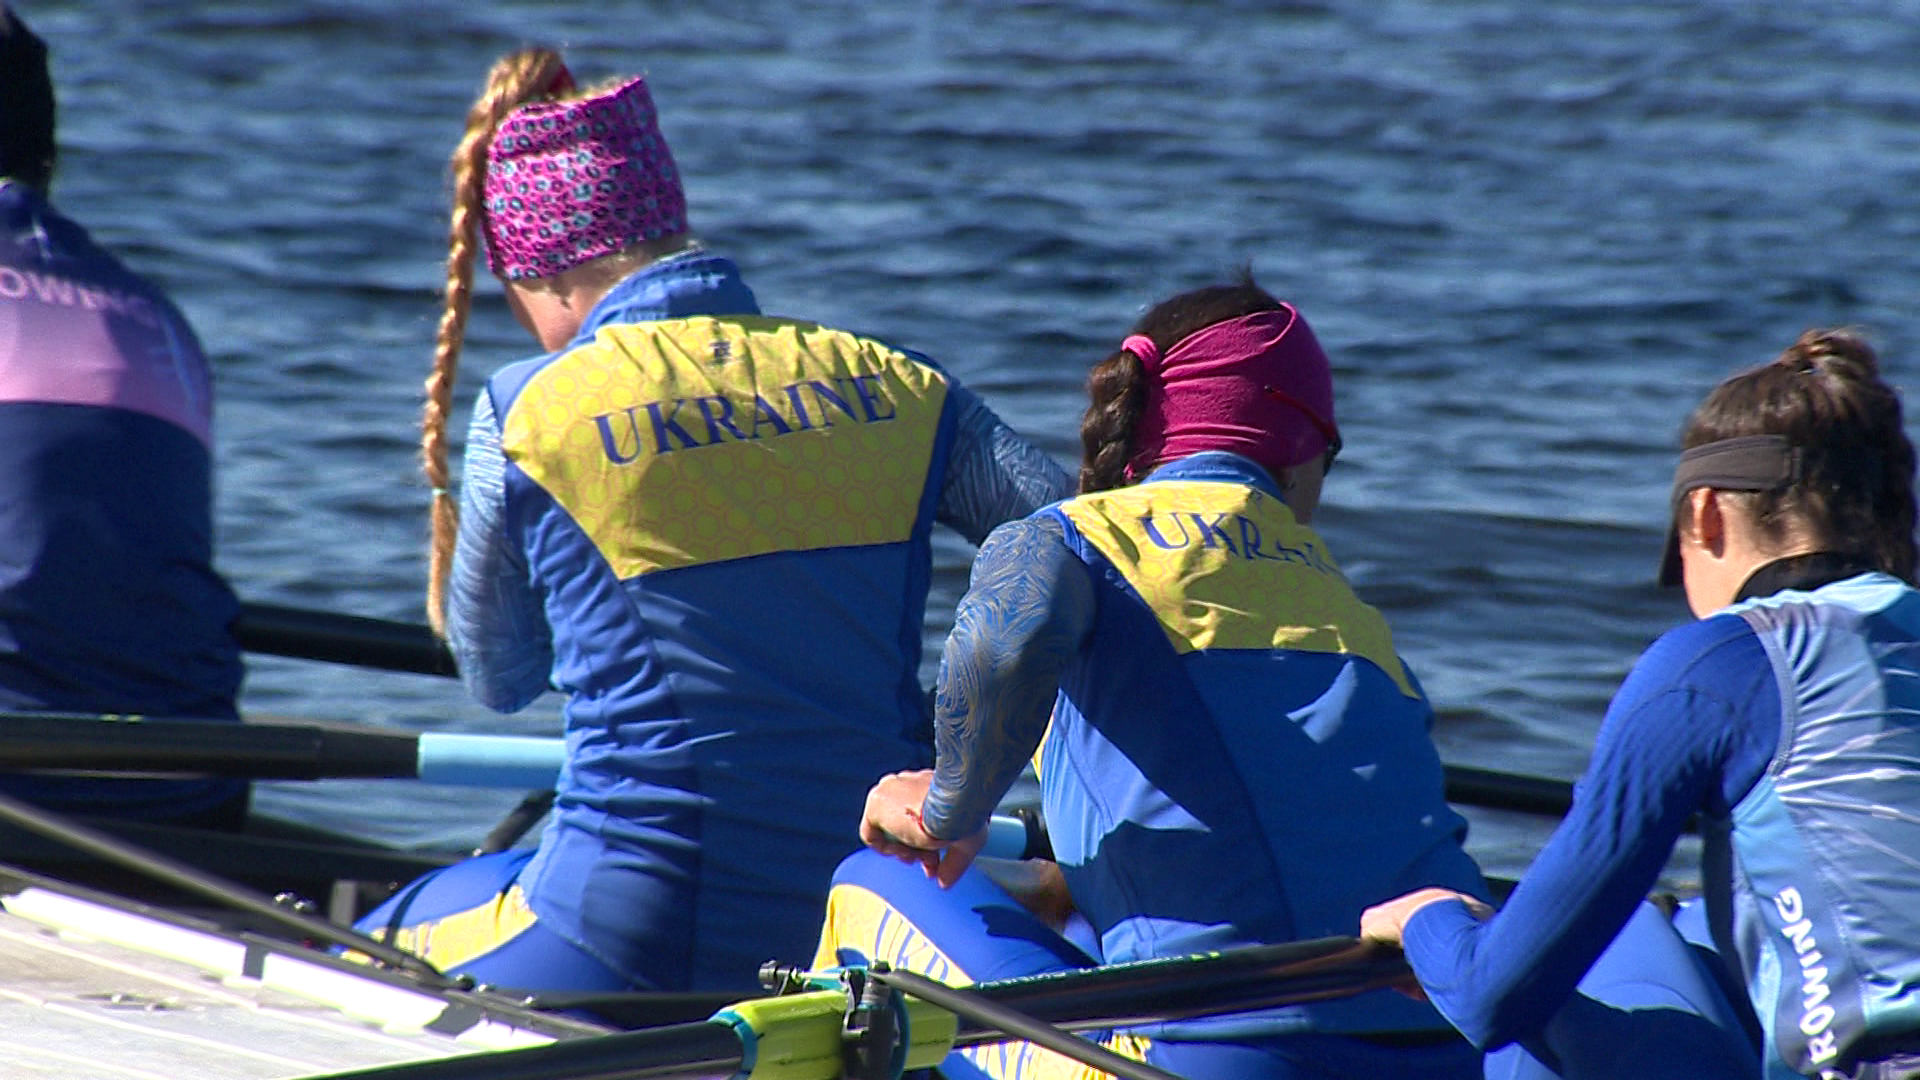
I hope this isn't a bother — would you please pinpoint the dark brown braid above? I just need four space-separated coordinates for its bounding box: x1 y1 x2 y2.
1078 347 1148 494
1681 328 1917 583
1078 272 1287 494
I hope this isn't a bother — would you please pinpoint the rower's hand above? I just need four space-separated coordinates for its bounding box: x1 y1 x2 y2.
1360 887 1494 947
859 770 987 888
1360 887 1494 1000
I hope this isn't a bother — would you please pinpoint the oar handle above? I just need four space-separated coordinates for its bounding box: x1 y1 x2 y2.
982 804 1050 861
415 732 565 788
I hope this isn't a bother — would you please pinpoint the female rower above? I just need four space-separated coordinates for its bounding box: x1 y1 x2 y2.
830 276 1495 1078
1364 329 1920 1079
354 47 1070 995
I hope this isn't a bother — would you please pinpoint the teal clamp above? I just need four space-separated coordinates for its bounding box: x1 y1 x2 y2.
710 1007 759 1080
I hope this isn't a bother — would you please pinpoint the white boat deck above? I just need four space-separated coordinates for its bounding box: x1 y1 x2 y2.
0 882 589 1079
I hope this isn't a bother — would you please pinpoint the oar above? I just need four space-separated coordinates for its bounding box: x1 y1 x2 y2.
0 705 1593 823
0 712 1051 857
295 934 1412 1080
1445 763 1573 818
0 711 564 789
234 601 457 678
232 600 1597 821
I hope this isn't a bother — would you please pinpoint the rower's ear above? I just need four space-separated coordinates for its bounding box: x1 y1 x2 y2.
1679 487 1727 555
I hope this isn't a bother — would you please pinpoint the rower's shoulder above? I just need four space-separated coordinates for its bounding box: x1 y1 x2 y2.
1630 614 1769 695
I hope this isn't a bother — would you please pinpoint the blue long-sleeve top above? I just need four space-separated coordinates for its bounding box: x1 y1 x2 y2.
1399 604 1783 1048
921 510 1095 840
447 249 1073 711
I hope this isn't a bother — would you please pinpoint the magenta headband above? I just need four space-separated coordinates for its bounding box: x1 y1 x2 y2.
482 74 688 281
1123 307 1340 482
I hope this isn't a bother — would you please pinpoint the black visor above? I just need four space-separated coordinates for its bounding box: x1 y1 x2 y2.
1658 435 1802 587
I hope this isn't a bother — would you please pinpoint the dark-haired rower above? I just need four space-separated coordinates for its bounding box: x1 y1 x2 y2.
1366 330 1920 1080
835 277 1493 1079
0 5 244 827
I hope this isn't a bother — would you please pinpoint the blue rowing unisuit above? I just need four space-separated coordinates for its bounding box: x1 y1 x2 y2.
925 451 1488 1039
1403 568 1920 1078
436 250 1071 992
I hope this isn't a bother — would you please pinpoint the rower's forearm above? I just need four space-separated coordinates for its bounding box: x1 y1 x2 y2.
922 635 1060 841
922 518 1091 840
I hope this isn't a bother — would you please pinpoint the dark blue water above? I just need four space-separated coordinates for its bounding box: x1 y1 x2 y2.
25 1 1920 881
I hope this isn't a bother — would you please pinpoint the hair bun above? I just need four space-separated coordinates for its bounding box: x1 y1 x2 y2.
1782 328 1880 381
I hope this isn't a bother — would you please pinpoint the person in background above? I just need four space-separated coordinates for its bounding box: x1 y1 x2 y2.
0 4 245 828
354 47 1071 995
838 276 1494 1079
1364 329 1920 1079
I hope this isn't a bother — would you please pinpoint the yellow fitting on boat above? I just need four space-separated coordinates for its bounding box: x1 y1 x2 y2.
712 981 959 1080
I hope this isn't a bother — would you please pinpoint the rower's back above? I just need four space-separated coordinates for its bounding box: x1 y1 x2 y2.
0 7 242 827
1043 454 1486 1035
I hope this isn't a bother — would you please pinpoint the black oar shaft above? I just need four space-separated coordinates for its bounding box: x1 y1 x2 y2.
235 601 457 678
961 935 1413 1034
0 711 418 779
1444 764 1574 818
310 937 1421 1080
297 1021 744 1080
224 599 1603 822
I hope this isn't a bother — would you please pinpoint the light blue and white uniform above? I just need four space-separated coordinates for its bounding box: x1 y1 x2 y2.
1403 558 1920 1079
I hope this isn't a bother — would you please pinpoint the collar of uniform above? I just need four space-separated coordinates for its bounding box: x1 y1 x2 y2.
569 248 763 347
0 178 43 230
1138 451 1286 500
1734 551 1880 604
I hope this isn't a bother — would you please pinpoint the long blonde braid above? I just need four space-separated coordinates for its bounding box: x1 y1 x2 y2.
423 47 572 635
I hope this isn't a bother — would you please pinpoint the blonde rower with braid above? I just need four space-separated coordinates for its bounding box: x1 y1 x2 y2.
356 48 1070 995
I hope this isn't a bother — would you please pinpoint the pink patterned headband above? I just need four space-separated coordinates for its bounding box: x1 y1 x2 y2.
1123 307 1339 482
482 74 688 281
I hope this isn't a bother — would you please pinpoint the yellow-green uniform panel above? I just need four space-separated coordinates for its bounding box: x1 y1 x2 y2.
501 316 949 581
1057 482 1417 697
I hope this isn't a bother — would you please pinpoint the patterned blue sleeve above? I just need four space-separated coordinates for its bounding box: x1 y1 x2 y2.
935 381 1074 544
446 392 554 712
1399 614 1780 1049
921 515 1095 840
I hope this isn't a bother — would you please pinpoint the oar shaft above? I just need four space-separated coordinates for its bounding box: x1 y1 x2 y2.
227 600 1597 821
273 1020 744 1080
234 601 457 678
1444 763 1574 818
309 937 1415 1080
0 712 565 789
961 935 1413 1034
0 709 1604 822
0 711 416 779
